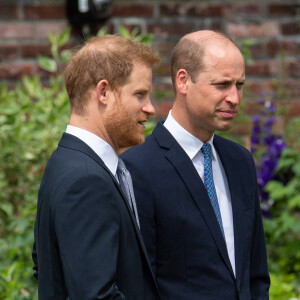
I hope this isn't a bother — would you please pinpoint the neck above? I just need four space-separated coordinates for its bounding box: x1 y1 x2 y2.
69 112 118 153
172 101 213 143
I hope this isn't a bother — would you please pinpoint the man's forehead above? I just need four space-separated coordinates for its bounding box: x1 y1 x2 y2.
197 56 245 81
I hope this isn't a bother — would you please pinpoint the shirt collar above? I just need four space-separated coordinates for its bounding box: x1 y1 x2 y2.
163 110 216 160
66 125 119 176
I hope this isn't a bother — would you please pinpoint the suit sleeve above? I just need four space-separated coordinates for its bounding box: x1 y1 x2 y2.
124 158 157 276
54 174 126 300
249 158 270 299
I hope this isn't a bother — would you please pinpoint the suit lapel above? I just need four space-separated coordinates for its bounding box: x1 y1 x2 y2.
153 123 235 278
58 133 155 283
214 136 245 285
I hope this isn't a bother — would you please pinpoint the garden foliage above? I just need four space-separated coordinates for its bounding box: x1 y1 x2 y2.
0 27 299 299
250 93 300 299
0 29 71 299
0 72 69 298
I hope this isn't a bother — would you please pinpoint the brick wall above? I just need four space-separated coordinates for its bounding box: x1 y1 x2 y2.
1 0 300 135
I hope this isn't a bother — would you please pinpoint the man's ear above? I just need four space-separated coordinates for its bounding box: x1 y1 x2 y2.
96 79 110 105
176 69 189 95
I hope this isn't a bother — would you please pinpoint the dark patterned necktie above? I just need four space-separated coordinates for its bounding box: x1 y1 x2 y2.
117 158 140 228
201 143 225 237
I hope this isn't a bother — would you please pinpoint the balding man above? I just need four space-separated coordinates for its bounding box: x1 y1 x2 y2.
121 30 270 299
32 35 160 300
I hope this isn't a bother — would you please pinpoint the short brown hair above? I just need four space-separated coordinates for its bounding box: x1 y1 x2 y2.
64 35 160 115
171 38 204 91
171 31 238 93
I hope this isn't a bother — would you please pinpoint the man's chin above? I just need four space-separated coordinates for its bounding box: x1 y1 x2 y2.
119 135 145 154
217 122 234 132
132 134 145 146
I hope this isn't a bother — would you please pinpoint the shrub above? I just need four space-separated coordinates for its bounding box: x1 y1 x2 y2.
0 74 69 299
250 92 300 298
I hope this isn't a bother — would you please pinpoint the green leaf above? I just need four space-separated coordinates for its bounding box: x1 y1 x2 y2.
293 161 300 176
284 180 299 198
265 180 284 196
60 49 72 63
287 195 300 209
0 102 20 115
119 26 131 39
276 157 295 171
130 27 139 38
22 75 40 98
57 27 70 47
51 44 59 61
0 202 13 217
24 152 35 160
48 32 57 46
138 34 154 46
281 148 298 159
144 120 156 137
38 56 57 73
97 26 109 36
6 263 17 282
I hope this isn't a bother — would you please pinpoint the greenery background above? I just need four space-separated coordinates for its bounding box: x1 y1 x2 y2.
0 27 299 299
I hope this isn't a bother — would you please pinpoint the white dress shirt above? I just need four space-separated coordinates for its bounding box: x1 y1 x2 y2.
66 125 119 178
164 111 236 276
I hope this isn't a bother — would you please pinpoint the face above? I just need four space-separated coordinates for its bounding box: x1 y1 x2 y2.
104 61 155 153
179 42 245 142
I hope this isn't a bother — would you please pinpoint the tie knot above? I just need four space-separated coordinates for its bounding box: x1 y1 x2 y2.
201 143 212 158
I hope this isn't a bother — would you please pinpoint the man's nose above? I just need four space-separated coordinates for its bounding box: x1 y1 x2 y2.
225 85 241 105
142 98 155 115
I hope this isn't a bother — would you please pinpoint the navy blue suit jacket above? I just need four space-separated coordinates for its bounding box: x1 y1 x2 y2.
33 133 159 300
121 122 270 300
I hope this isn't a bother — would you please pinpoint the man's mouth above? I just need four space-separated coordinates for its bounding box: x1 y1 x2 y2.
218 110 237 118
138 120 147 128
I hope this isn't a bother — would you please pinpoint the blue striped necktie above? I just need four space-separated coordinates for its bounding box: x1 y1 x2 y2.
117 158 140 228
201 143 225 237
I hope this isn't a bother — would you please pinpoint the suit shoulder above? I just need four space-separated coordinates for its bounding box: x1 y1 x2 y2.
122 134 157 160
39 148 118 215
215 134 252 157
43 146 113 193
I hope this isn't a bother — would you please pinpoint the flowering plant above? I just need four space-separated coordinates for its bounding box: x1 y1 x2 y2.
251 92 300 297
250 92 286 216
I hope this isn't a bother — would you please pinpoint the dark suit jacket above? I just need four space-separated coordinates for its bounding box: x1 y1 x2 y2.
33 133 159 300
121 122 270 300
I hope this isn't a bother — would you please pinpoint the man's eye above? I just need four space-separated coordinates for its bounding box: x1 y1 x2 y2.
135 92 147 99
214 82 245 89
236 82 245 89
215 82 230 88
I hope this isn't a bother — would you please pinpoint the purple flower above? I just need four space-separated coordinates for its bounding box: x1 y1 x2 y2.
265 101 275 114
253 126 260 134
264 134 275 145
264 117 275 127
250 92 286 217
253 115 260 123
251 135 260 145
